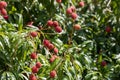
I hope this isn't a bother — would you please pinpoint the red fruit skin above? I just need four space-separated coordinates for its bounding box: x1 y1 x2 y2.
36 62 42 68
32 66 39 73
55 26 62 33
56 0 62 3
3 15 9 20
79 1 85 7
0 1 7 9
71 13 78 20
53 55 58 59
27 21 34 26
50 70 56 78
49 56 55 63
0 8 7 16
48 43 54 50
101 61 107 67
66 8 73 15
29 74 37 80
70 6 76 12
54 47 58 54
30 53 37 59
53 21 59 27
105 26 111 33
43 39 50 47
30 32 38 37
47 20 53 27
73 24 81 30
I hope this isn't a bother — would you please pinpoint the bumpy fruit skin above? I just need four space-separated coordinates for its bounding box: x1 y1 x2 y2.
73 24 81 30
27 21 34 26
70 6 76 12
66 8 73 15
50 70 56 78
48 43 54 50
29 74 37 80
55 26 62 33
0 1 7 9
43 39 50 47
53 21 59 27
101 61 107 67
47 20 53 27
3 15 8 20
32 66 39 73
30 32 38 37
71 13 78 20
56 0 62 3
49 56 55 63
79 1 85 7
54 47 58 54
53 55 58 59
30 53 37 59
105 26 111 33
36 62 42 68
0 8 7 16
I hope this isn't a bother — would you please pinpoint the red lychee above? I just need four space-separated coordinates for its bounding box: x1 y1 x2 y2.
32 66 39 73
101 61 107 67
29 74 37 80
36 62 42 68
71 12 78 20
47 20 53 27
0 1 7 9
73 24 81 30
30 52 37 59
79 1 85 7
48 43 54 50
56 0 62 3
30 31 38 37
55 26 62 33
66 8 73 15
53 21 59 27
54 47 58 54
43 39 50 47
105 26 111 33
50 70 57 78
0 8 7 16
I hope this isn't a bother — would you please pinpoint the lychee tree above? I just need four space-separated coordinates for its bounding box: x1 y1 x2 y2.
0 0 120 80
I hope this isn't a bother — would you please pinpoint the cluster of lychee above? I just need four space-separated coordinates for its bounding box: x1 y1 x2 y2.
66 1 85 20
43 39 58 55
0 1 8 20
47 20 62 33
29 52 42 80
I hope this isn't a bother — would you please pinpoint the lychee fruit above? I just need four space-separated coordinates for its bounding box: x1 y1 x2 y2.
105 26 111 33
53 21 59 27
0 1 7 9
30 52 37 59
55 26 62 33
43 39 50 47
29 74 37 80
0 8 7 16
101 61 107 67
50 70 57 78
73 24 81 30
30 31 38 37
54 47 58 54
32 66 39 73
36 62 42 68
47 20 53 27
56 0 62 3
79 1 85 7
71 12 78 20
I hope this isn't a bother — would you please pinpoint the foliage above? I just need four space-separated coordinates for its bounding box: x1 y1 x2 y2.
0 0 120 80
